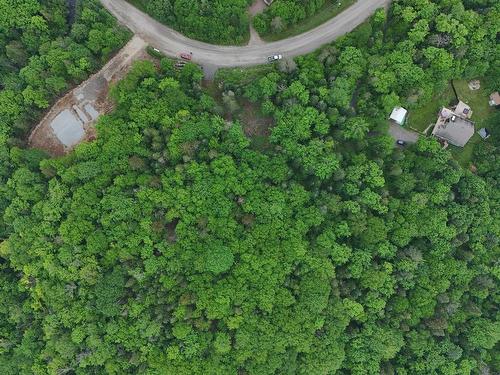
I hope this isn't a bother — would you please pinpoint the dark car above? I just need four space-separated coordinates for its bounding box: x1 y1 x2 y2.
396 140 406 146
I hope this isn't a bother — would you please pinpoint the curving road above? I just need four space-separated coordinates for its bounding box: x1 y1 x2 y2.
100 0 390 68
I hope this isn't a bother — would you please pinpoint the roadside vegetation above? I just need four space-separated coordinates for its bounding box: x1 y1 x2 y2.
215 65 276 87
0 1 499 374
126 0 252 45
254 0 356 41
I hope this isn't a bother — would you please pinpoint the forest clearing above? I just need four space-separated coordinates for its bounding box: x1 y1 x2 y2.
28 36 147 155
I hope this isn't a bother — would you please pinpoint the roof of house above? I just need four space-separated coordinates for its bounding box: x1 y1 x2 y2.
490 92 500 105
432 109 475 147
455 100 472 119
389 107 407 124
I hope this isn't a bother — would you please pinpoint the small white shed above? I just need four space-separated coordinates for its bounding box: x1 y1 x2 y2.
389 107 408 126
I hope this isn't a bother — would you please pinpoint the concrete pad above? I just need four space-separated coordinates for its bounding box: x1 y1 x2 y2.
73 105 90 122
74 75 107 101
50 109 85 147
84 104 100 120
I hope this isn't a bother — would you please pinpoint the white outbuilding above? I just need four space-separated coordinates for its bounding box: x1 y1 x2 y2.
389 107 408 126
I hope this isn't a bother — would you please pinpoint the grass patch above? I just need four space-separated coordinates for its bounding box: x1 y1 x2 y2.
450 133 482 168
453 79 494 128
450 79 495 166
215 65 275 87
260 0 356 42
407 83 456 133
146 46 164 58
408 78 494 167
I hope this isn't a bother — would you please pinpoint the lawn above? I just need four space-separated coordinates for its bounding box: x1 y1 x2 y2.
450 133 482 168
453 79 494 128
407 83 456 133
260 0 356 42
408 78 495 167
450 79 495 167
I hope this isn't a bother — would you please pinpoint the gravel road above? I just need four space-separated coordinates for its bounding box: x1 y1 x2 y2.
100 0 390 68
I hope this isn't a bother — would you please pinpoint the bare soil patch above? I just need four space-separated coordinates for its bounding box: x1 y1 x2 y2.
28 36 147 156
239 100 273 138
249 0 267 17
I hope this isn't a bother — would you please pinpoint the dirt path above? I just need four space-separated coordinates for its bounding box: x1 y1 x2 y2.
249 0 267 16
247 1 266 46
29 36 147 155
248 26 265 46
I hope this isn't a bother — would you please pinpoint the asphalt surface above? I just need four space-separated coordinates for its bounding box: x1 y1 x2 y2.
100 0 390 68
389 123 420 144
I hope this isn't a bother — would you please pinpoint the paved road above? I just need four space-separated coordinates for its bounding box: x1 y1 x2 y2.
100 0 390 68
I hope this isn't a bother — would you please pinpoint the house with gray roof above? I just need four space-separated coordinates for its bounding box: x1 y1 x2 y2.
432 106 475 147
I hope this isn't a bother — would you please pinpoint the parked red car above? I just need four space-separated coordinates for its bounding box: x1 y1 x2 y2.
180 52 192 60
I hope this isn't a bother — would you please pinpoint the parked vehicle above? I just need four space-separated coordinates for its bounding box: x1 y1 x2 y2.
268 54 283 62
180 52 192 60
396 140 406 146
264 0 274 5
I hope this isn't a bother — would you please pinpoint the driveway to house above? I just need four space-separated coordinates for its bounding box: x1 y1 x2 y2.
388 123 420 144
100 0 390 68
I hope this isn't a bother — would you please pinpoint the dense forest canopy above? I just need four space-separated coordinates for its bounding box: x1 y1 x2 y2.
132 0 349 44
0 0 499 374
132 0 252 44
254 0 333 36
0 0 129 141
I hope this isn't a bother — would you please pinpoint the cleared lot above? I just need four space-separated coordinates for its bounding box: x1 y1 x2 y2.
29 36 147 155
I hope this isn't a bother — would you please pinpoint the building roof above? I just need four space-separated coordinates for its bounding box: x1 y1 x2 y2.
455 100 472 118
490 92 500 106
432 108 475 147
389 107 407 125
